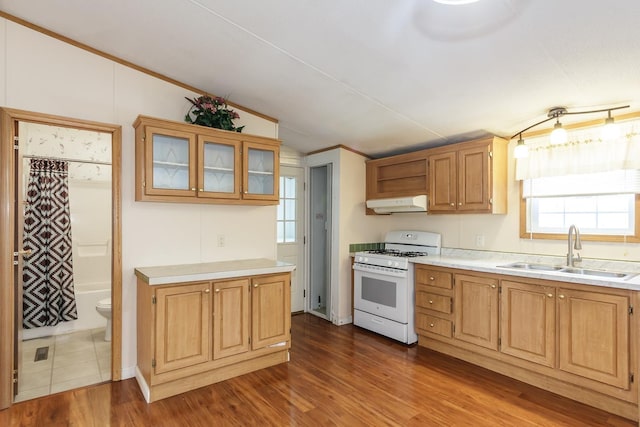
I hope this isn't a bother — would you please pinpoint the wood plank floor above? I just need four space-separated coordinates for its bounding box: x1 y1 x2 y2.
1 313 635 426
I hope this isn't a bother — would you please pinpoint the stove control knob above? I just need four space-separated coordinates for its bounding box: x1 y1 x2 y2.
387 260 393 266
357 256 363 262
394 261 400 267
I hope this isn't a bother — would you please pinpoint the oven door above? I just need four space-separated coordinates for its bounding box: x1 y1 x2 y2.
353 264 408 323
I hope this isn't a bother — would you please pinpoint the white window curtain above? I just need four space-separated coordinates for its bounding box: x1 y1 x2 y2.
515 118 640 180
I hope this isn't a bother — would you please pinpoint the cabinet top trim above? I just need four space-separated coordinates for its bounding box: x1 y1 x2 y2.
133 115 281 145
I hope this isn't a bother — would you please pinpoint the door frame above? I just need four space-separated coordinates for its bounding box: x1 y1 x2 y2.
0 107 122 409
277 165 306 313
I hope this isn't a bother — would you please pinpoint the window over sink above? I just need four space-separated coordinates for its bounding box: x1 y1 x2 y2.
516 113 640 242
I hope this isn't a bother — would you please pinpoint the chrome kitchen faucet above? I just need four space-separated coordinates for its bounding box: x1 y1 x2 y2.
567 224 582 267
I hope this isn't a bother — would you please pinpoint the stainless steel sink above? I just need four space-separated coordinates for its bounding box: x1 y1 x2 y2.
497 262 637 280
558 267 636 279
497 262 564 272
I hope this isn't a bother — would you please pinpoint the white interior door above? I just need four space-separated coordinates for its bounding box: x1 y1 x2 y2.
277 166 305 312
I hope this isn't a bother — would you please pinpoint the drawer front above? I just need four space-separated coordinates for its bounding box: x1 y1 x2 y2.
416 268 453 289
416 313 452 338
416 291 451 314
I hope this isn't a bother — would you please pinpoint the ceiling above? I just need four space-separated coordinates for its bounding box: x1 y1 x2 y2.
2 0 640 158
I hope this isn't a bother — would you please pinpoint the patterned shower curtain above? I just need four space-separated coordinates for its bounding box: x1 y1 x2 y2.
22 158 78 328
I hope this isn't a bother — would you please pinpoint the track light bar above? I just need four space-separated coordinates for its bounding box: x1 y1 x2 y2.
510 105 630 141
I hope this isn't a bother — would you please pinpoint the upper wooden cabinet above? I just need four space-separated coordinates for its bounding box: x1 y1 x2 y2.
428 136 507 214
364 135 507 214
366 151 428 200
134 115 280 205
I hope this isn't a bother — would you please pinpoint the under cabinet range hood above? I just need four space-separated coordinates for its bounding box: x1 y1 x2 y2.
366 195 428 214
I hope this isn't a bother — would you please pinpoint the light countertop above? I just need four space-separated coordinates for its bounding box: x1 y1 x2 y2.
410 249 640 291
135 258 296 285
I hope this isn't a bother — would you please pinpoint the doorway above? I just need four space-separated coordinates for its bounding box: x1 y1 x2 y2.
309 164 332 319
277 166 305 313
0 108 122 409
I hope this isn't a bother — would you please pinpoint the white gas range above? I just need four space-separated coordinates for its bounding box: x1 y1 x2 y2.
353 230 442 344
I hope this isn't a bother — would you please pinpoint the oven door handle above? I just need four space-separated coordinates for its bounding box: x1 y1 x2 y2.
353 263 408 278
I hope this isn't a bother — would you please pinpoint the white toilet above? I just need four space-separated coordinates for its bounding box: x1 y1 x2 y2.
95 298 112 341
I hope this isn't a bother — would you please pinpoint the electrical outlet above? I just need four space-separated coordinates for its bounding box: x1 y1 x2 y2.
475 235 485 248
217 234 225 247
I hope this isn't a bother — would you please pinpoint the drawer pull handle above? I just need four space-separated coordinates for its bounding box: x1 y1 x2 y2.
428 300 433 304
429 276 435 281
429 323 435 328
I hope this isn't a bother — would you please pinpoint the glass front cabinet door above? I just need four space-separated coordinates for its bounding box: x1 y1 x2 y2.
243 142 279 201
145 126 197 197
198 136 241 199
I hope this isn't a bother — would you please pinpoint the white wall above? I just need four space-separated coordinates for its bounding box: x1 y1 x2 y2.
0 19 279 377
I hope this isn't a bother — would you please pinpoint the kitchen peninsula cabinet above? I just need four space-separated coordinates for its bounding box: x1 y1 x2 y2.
154 282 211 374
414 265 637 420
428 136 507 213
134 115 280 205
135 259 294 403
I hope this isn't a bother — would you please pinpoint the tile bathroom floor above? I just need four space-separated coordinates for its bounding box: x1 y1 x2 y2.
15 328 111 402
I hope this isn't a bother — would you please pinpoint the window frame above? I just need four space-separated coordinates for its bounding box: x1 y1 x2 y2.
519 182 640 243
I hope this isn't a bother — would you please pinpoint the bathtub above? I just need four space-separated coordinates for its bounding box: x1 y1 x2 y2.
22 281 111 340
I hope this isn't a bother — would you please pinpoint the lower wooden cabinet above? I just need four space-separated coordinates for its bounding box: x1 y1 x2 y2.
454 274 499 350
558 288 629 389
213 278 250 360
154 282 211 374
500 280 555 368
137 272 291 402
415 266 637 420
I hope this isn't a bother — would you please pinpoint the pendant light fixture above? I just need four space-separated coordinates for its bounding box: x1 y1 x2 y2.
601 110 621 140
548 107 568 145
510 105 629 158
513 133 528 159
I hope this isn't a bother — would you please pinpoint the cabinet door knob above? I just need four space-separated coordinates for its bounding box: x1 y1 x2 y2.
428 300 433 304
429 276 435 281
254 283 258 288
559 294 565 299
204 289 210 293
215 289 220 293
458 202 462 206
191 187 196 191
490 284 497 289
429 323 435 328
199 188 204 192
450 203 455 206
547 293 553 298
